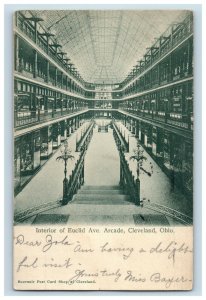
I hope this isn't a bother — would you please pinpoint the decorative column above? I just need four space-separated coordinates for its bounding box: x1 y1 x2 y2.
23 17 43 43
54 92 57 112
34 21 38 43
46 60 50 83
61 72 63 89
33 50 38 78
56 140 74 205
55 67 58 86
65 75 68 91
15 35 19 71
188 38 193 75
171 26 174 46
135 178 140 206
38 32 55 54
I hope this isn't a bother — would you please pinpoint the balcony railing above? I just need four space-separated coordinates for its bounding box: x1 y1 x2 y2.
121 13 193 88
16 12 84 87
123 71 192 98
14 107 88 128
119 108 193 131
16 66 86 98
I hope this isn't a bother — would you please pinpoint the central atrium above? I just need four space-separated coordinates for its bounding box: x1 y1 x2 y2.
13 10 193 226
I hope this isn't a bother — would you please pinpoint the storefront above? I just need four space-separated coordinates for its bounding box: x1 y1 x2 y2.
52 123 61 149
40 126 53 159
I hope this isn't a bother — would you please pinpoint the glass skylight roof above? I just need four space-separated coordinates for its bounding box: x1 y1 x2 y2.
30 10 188 84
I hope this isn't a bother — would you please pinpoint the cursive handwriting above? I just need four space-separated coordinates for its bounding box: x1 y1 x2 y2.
124 271 146 283
14 234 41 247
150 272 192 288
100 268 122 282
14 234 95 254
67 269 98 285
150 241 193 264
42 258 73 269
14 235 192 264
16 256 73 272
15 255 192 289
73 241 94 253
42 235 74 252
100 242 134 259
16 256 38 272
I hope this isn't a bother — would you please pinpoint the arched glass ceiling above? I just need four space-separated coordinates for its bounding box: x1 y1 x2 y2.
30 10 188 84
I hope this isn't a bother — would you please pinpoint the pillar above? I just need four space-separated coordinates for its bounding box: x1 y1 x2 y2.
156 128 164 159
55 67 58 86
54 92 57 112
152 126 157 156
138 122 141 141
46 36 49 54
65 76 68 91
15 35 19 71
14 137 21 190
144 127 148 147
34 22 37 43
46 60 49 83
33 50 38 78
61 72 63 89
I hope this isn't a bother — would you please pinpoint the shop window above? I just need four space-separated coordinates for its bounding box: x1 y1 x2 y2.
33 132 41 170
22 83 26 92
20 135 33 173
164 147 170 168
14 139 21 189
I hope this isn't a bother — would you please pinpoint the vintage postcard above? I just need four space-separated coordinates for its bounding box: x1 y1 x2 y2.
13 9 193 290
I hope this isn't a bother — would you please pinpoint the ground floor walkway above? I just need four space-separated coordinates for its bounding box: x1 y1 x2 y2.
14 118 192 224
116 121 192 217
84 126 120 186
14 121 90 213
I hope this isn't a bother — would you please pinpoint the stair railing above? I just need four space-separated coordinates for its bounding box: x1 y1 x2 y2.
76 120 95 152
112 121 140 205
65 149 85 204
63 122 94 204
112 119 129 152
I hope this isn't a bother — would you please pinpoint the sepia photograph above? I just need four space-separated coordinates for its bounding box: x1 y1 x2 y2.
9 4 201 292
13 9 193 227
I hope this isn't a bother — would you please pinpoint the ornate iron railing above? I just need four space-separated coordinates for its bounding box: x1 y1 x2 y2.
63 123 94 204
143 202 192 225
14 107 88 128
14 200 62 224
112 121 140 205
118 109 193 131
14 124 94 221
76 120 95 151
112 120 129 152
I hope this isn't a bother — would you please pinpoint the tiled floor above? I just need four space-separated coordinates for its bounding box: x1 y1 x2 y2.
117 122 192 217
84 127 120 186
14 121 91 213
14 119 192 224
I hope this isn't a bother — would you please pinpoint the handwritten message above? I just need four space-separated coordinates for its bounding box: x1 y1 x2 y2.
13 226 193 290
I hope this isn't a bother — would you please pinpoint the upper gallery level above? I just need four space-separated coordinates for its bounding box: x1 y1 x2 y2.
14 10 193 135
119 12 193 89
14 11 193 100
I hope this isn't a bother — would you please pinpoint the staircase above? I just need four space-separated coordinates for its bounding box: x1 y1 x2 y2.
30 185 170 225
71 185 132 205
